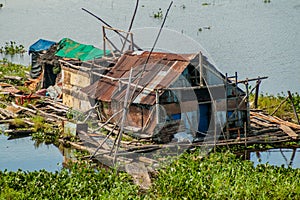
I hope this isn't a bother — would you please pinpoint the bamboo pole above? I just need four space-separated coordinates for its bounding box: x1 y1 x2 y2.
90 117 122 159
102 26 106 57
236 76 268 84
244 122 247 149
59 59 110 71
225 73 229 137
270 96 289 116
245 79 250 131
113 68 133 164
287 90 300 125
155 90 160 124
199 51 204 87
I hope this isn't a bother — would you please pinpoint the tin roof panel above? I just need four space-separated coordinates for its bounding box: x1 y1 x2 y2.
81 52 198 105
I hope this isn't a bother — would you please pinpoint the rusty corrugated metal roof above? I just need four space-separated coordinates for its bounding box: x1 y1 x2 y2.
81 51 198 105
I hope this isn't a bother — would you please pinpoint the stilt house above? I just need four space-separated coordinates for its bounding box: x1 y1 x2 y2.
81 51 248 143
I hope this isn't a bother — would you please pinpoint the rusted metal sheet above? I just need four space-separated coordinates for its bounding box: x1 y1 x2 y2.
81 51 197 105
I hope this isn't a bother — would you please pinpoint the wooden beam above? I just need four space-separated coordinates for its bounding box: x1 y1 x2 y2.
279 124 298 140
251 112 300 130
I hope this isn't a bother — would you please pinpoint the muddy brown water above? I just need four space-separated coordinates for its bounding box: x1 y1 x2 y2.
0 0 299 171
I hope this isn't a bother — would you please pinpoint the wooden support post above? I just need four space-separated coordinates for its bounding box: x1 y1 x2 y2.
287 90 300 125
130 33 134 51
102 26 106 57
113 68 133 164
214 106 217 152
120 33 128 53
155 90 160 124
254 77 261 109
225 73 229 138
235 72 238 112
245 79 250 131
199 51 204 87
89 60 94 85
244 122 247 149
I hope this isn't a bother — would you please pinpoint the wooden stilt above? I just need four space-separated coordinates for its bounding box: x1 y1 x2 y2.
287 91 300 125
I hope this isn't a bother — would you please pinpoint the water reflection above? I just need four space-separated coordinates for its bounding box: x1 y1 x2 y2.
0 134 67 172
241 148 300 169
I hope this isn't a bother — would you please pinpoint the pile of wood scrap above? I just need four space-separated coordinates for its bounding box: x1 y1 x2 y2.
0 95 68 138
0 83 22 94
250 110 300 141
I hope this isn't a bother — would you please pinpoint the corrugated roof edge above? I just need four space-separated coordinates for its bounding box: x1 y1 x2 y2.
81 51 199 105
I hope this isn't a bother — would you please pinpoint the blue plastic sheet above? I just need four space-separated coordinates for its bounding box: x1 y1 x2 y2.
29 39 56 54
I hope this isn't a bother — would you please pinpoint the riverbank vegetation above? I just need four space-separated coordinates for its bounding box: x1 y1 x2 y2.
0 59 28 82
0 41 26 55
251 92 300 123
0 151 299 199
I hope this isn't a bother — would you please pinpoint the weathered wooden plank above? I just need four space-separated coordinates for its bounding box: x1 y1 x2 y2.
0 113 6 119
251 112 300 130
139 156 158 165
5 128 34 136
45 105 67 114
279 124 298 140
0 107 16 118
3 75 23 81
28 104 67 121
11 102 37 114
250 117 277 128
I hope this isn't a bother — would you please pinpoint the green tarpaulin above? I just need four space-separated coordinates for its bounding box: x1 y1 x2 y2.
55 38 110 61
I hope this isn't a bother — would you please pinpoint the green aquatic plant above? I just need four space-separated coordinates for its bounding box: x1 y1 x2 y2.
152 8 163 19
147 151 300 199
31 116 44 131
30 115 61 144
0 161 138 199
32 130 59 145
1 151 299 199
202 2 211 6
0 41 26 55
